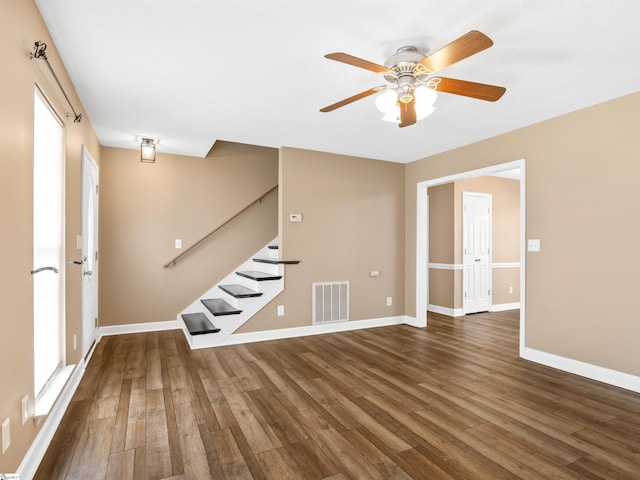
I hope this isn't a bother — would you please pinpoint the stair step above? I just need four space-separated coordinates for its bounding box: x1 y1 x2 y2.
268 245 279 250
219 284 263 298
201 298 242 316
253 258 301 265
182 313 220 335
236 270 282 281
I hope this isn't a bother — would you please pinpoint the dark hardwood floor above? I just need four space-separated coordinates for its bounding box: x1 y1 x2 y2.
35 311 640 479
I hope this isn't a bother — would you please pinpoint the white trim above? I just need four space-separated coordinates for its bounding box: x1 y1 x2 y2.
34 364 74 417
17 361 86 480
519 164 526 353
98 319 180 339
427 304 465 317
191 316 413 349
522 347 640 394
428 263 463 270
403 316 423 328
428 262 519 270
491 302 521 312
492 262 520 269
416 185 428 327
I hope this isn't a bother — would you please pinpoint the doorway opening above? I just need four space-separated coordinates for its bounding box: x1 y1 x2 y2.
416 159 526 354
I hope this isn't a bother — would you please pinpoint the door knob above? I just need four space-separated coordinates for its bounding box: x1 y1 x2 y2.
83 270 93 276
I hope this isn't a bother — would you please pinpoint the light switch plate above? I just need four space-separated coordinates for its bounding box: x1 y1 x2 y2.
289 213 302 223
175 239 182 249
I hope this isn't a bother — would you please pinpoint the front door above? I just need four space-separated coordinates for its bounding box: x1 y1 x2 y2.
462 192 492 314
81 146 99 356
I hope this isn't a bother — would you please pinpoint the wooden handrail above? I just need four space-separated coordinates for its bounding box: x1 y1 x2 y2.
163 185 278 268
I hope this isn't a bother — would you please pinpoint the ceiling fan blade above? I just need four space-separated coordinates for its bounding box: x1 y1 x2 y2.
433 77 506 102
419 30 493 73
325 52 390 74
320 86 386 112
399 99 417 128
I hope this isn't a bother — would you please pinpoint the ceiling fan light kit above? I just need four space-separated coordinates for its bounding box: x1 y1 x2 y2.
376 85 437 123
320 30 506 128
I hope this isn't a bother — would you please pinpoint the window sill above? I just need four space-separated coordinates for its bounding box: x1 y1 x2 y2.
34 364 75 424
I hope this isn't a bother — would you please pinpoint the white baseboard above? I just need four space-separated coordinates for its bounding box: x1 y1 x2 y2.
98 319 180 339
428 304 465 317
491 302 521 312
521 347 640 394
207 315 413 348
428 303 521 316
404 316 425 328
17 361 86 480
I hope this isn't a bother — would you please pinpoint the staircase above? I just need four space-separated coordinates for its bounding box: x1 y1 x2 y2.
178 239 299 349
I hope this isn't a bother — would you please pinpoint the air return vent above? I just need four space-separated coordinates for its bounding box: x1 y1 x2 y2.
312 281 349 324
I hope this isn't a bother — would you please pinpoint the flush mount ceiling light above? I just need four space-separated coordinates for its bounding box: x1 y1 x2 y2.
320 31 506 128
139 137 158 163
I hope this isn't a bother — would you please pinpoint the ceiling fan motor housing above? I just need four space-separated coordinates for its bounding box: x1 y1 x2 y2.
383 46 431 103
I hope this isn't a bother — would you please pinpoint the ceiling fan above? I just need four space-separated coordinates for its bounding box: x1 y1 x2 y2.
320 30 506 128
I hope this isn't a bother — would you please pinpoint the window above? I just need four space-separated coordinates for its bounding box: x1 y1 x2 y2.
33 88 65 400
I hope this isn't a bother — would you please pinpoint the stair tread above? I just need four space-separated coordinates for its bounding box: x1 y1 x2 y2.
253 258 300 265
236 270 283 281
201 298 242 316
219 284 263 298
268 245 279 250
182 313 220 335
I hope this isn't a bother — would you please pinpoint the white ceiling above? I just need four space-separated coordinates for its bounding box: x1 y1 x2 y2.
35 0 640 164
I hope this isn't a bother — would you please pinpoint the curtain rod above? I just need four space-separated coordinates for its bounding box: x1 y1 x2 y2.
30 41 82 123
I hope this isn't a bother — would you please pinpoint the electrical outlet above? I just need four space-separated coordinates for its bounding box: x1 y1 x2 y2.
2 417 10 454
277 305 285 316
527 239 541 252
509 286 513 294
386 297 393 306
21 396 29 426
175 239 182 249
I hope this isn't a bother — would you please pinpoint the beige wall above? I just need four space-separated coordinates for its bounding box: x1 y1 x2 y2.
427 183 454 264
99 142 278 326
406 91 640 377
238 147 405 332
0 0 101 471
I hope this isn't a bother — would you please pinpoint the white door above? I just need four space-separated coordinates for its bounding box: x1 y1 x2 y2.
462 192 492 314
82 146 99 356
33 88 65 397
